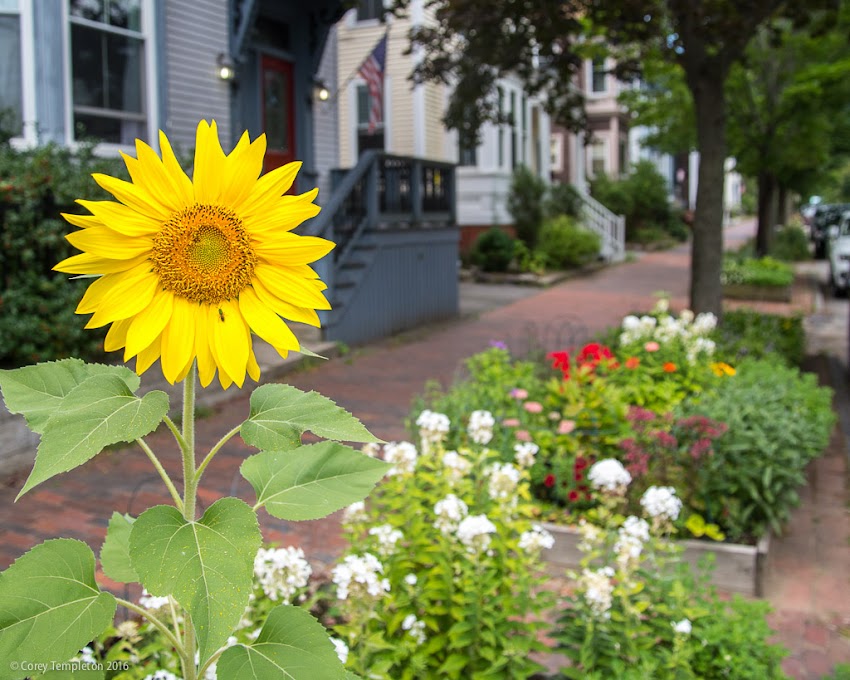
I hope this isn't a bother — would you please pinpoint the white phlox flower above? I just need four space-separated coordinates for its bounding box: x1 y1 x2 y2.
580 566 616 618
139 589 171 611
404 573 418 586
442 450 472 481
416 409 451 449
641 486 683 522
342 500 368 524
614 516 650 566
588 459 632 493
384 441 418 476
330 637 349 664
519 524 555 552
253 546 312 604
514 442 539 468
672 618 692 635
401 613 428 643
434 493 469 534
486 462 521 500
456 514 497 553
468 410 496 445
332 553 391 601
368 524 404 557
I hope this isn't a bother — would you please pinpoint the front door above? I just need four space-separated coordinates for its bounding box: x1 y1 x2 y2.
261 55 295 173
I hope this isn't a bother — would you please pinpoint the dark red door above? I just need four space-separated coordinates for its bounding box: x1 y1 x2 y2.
261 55 295 173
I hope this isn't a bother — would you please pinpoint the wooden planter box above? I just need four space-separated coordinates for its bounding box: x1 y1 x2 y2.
723 283 792 302
541 522 771 597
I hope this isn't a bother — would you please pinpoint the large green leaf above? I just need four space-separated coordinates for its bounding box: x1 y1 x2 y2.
241 442 390 521
0 539 116 680
0 359 140 434
99 512 137 584
217 605 346 680
19 374 169 497
129 498 261 665
241 384 381 451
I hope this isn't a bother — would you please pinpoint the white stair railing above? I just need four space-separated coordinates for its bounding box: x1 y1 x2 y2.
579 191 626 262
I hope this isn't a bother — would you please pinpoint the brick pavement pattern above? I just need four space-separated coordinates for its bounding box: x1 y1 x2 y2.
1 219 849 678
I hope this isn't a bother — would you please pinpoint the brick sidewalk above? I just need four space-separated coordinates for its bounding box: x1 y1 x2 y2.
2 219 849 678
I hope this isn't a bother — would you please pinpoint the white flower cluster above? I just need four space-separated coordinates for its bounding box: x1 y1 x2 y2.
368 524 404 557
434 494 469 534
199 637 237 679
577 518 603 552
342 500 367 524
672 618 692 635
468 410 495 445
456 514 497 553
332 553 390 601
514 442 539 468
588 459 632 493
580 566 616 618
139 589 170 611
614 516 650 567
401 613 428 643
641 486 683 522
384 441 418 476
441 450 472 482
361 442 381 458
619 308 718 363
253 546 312 604
330 637 349 664
519 524 555 552
485 462 521 500
416 409 451 448
404 573 418 586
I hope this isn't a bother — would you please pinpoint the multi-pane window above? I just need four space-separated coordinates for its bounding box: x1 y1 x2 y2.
510 90 517 169
357 0 383 21
0 2 22 137
590 140 607 177
521 94 527 165
69 0 146 143
497 86 504 168
591 58 607 94
356 83 384 155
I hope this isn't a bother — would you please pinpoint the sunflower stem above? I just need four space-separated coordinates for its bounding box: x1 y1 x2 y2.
194 424 242 486
164 415 188 450
136 437 183 510
116 598 184 654
180 363 198 680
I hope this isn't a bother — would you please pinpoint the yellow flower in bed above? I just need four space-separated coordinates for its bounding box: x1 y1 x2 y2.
55 120 333 389
710 362 736 377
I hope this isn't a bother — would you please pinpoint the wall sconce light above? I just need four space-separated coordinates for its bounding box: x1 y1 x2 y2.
313 79 330 102
217 53 236 81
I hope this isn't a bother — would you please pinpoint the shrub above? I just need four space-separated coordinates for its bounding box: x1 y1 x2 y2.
770 224 810 261
470 227 515 272
537 215 601 269
545 182 583 219
330 431 552 678
680 359 835 541
506 165 547 248
721 255 794 288
0 143 125 367
714 310 804 367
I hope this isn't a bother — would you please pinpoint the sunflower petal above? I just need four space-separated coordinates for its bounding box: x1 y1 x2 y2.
251 278 322 327
244 191 320 232
195 304 217 388
92 173 172 220
62 213 105 229
247 348 260 382
76 200 162 237
158 130 194 206
66 226 153 260
193 120 227 204
238 287 300 353
239 161 303 217
220 131 266 208
254 263 331 310
84 263 159 328
136 333 162 375
211 299 249 388
55 252 148 275
104 317 133 352
161 296 197 384
253 233 335 265
125 289 174 360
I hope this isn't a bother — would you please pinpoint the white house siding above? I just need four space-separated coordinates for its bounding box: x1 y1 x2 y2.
314 25 339 201
163 0 231 154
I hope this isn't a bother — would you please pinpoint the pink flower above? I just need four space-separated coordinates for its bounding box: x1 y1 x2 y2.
558 419 576 435
510 388 528 400
523 401 543 414
502 418 520 428
515 430 531 442
644 341 660 352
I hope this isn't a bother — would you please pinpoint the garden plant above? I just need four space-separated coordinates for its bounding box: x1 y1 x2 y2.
0 121 389 679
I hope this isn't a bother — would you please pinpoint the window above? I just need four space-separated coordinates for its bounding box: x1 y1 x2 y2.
589 139 607 177
458 134 476 166
357 0 383 21
521 94 527 165
356 83 384 155
550 133 564 173
497 86 504 168
591 58 607 94
510 91 517 169
68 0 147 143
0 6 22 137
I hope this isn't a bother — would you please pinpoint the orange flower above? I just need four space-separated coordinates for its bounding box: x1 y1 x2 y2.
663 362 677 373
625 356 640 369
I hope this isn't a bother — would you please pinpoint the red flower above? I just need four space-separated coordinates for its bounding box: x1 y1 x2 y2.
625 356 640 369
568 490 580 502
574 471 584 482
663 362 677 373
577 343 614 368
547 350 571 379
544 473 556 488
574 456 589 471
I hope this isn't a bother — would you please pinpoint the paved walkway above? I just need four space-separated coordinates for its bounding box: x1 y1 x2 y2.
1 219 849 678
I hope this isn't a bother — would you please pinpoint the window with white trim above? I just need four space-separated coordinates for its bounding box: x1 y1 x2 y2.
0 1 23 137
68 0 147 143
357 0 384 21
589 139 607 177
590 58 607 94
355 82 384 155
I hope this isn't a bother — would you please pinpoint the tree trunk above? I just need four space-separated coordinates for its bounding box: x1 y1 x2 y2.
756 171 777 257
777 184 789 227
689 73 727 317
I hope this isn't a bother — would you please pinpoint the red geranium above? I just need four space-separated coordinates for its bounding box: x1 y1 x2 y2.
544 473 556 488
547 351 571 379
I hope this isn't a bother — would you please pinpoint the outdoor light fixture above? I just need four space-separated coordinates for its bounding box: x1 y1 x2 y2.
217 53 236 81
314 79 330 102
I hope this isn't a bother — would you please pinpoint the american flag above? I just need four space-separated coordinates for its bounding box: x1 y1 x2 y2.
358 33 388 134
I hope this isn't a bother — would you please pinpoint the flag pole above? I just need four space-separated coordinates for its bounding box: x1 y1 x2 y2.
321 26 390 106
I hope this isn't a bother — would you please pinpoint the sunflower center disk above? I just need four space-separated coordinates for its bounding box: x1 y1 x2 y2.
151 204 256 304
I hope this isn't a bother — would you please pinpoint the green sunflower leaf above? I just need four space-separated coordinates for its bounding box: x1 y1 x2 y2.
100 512 137 584
18 374 169 498
217 605 347 680
129 498 261 666
241 441 389 521
0 539 116 679
241 384 381 451
0 359 140 434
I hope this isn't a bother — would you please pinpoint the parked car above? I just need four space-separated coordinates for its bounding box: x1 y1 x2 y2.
812 203 850 259
826 209 850 296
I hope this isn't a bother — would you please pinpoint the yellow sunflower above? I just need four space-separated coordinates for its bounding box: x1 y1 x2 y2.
55 120 333 389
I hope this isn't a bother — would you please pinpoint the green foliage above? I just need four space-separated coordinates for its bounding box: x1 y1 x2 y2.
714 310 805 366
506 166 547 248
537 215 601 269
0 143 126 367
770 224 811 261
470 227 515 272
824 664 850 680
545 182 583 219
681 359 835 541
721 255 794 287
591 161 687 243
99 512 137 584
331 436 552 679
